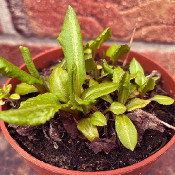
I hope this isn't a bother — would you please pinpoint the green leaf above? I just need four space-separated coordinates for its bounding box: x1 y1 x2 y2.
88 79 113 104
51 58 67 70
3 84 12 93
110 44 130 65
139 78 155 98
15 83 39 95
102 59 114 74
85 57 96 73
70 103 83 112
135 71 147 86
0 85 11 99
0 93 61 125
77 118 99 142
89 78 98 87
49 67 69 103
20 93 60 108
90 111 107 126
152 77 160 81
150 95 174 105
126 98 151 111
115 114 137 151
19 46 40 79
106 43 119 57
0 104 61 125
9 93 20 100
0 56 43 85
113 67 125 89
75 95 93 105
85 28 112 57
57 6 86 96
129 58 144 75
81 82 118 101
109 102 126 115
118 72 131 104
101 94 113 104
128 83 137 99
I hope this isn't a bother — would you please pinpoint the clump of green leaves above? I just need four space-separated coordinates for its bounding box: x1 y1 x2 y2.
0 84 20 105
0 6 174 152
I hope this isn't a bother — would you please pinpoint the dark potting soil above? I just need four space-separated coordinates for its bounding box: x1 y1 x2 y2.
7 103 174 171
6 58 175 172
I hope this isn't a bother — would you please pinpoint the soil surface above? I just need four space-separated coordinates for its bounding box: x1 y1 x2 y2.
7 103 174 172
6 59 175 172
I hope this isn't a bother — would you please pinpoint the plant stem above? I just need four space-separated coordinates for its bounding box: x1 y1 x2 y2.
34 84 47 94
90 104 98 112
103 108 109 115
123 23 137 67
94 66 98 81
158 119 175 131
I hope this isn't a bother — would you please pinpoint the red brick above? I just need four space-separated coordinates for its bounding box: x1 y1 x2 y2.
7 0 175 43
0 21 2 33
142 51 175 77
7 0 33 36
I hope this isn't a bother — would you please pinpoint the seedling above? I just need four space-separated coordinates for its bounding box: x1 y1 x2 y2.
0 6 174 152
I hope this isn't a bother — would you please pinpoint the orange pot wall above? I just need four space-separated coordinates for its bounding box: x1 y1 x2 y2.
0 46 175 175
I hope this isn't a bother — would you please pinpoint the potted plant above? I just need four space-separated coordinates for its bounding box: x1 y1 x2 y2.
0 6 175 175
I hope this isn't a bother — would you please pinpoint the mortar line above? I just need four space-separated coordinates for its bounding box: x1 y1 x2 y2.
0 0 18 35
0 34 175 52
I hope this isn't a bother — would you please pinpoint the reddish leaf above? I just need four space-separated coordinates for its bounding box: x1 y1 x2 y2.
89 136 117 154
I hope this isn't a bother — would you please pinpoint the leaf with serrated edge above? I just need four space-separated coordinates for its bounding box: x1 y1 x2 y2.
88 79 113 104
118 72 131 104
111 44 130 65
81 82 118 101
19 46 40 79
57 6 86 96
150 95 174 105
0 104 61 125
0 56 43 85
86 28 112 57
77 118 99 142
115 114 137 151
126 98 150 111
129 58 144 75
109 102 126 115
135 71 147 86
15 83 39 95
0 92 61 125
113 67 125 89
49 67 69 103
139 78 155 98
90 111 107 126
106 43 119 57
20 93 60 108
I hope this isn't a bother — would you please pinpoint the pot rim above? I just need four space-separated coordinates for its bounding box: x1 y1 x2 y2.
0 46 175 175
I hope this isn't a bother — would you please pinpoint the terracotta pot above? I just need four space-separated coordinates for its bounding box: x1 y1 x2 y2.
0 45 175 175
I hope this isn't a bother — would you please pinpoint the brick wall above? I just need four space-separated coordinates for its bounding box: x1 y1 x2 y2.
0 1 175 175
0 0 175 86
